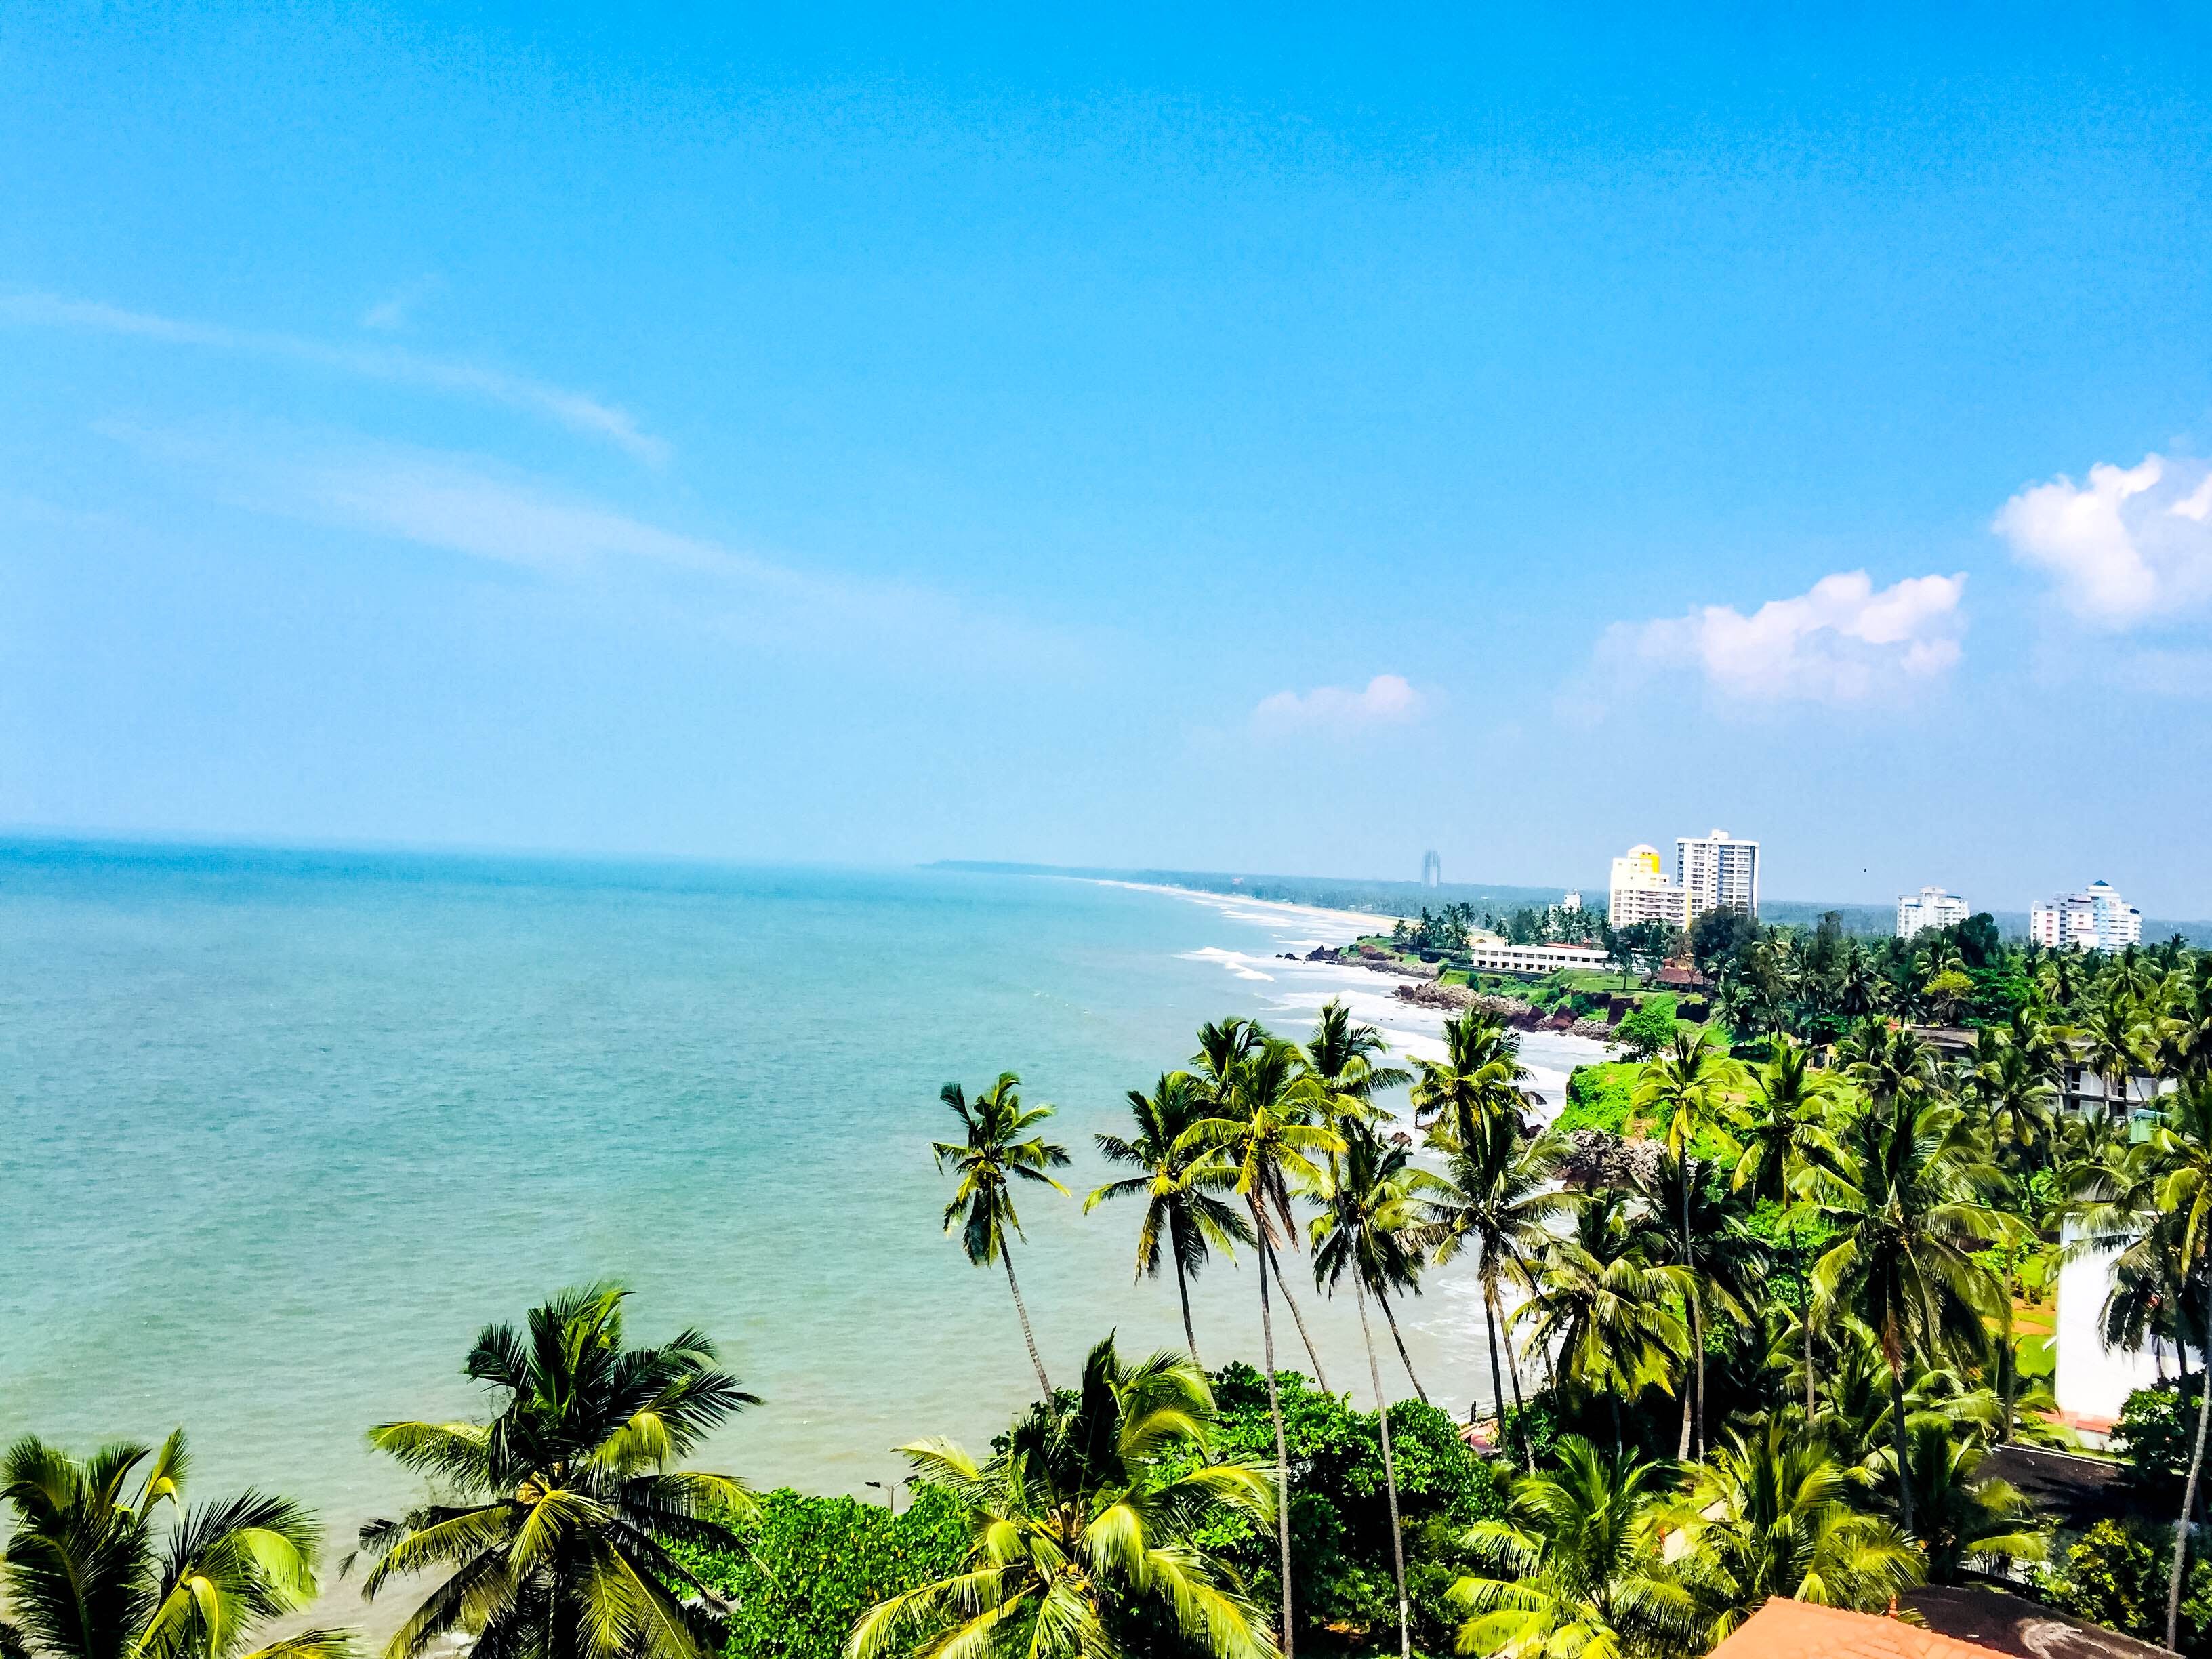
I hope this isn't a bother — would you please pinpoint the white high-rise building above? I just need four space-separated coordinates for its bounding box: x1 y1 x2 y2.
2030 881 2142 952
1677 829 1759 922
1608 845 1689 929
1561 890 1582 913
1897 886 1969 939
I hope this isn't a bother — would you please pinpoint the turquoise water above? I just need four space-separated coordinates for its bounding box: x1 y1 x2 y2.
0 841 1599 1584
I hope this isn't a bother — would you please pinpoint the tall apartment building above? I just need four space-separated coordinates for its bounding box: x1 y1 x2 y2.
2030 881 2142 952
1896 886 1969 940
1677 829 1759 921
1607 844 1689 929
1420 850 1441 888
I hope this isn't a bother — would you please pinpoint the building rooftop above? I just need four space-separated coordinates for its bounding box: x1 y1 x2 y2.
1708 1599 2006 1659
1704 1590 2164 1659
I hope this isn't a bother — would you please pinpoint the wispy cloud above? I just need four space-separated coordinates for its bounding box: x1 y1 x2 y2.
1252 673 1429 733
100 424 1072 668
361 275 443 333
1993 452 2212 628
1594 569 1967 709
1 291 664 464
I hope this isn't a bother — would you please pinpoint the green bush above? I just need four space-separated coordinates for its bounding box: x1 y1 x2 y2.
2113 1379 2203 1504
673 1486 968 1659
1556 1062 1638 1136
2036 1519 2212 1657
1200 1362 1504 1652
1614 996 1678 1061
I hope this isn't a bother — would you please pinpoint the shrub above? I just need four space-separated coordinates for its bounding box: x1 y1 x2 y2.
2112 1378 2203 1504
1614 996 1678 1061
1557 1062 1638 1136
672 1486 968 1659
1202 1363 1504 1651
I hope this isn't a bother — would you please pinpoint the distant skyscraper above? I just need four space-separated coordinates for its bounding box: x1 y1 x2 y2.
1608 844 1689 928
1420 850 1442 888
2030 881 2142 952
1896 886 1968 939
1677 829 1759 921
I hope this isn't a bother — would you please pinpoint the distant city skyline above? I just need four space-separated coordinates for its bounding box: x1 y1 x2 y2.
8 9 2212 913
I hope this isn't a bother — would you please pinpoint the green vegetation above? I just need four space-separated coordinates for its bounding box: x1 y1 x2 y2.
17 924 2212 1659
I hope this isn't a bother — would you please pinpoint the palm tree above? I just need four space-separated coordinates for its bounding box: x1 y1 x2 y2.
1179 1023 1344 1658
2073 1076 2212 1648
850 1336 1277 1659
354 1286 757 1659
1448 1436 1690 1659
1639 1150 1767 1460
1187 1021 1336 1390
0 1433 345 1659
1805 1094 2006 1536
1416 1114 1576 1464
1965 1034 2058 1168
1302 999 1412 1116
1631 1027 1738 1456
1514 1192 1689 1456
1310 1120 1437 1659
1410 1010 1538 1151
1668 1416 1921 1647
1086 1071 1254 1367
935 1071 1071 1394
1732 1037 1841 1416
1870 1422 2047 1586
2080 994 2150 1121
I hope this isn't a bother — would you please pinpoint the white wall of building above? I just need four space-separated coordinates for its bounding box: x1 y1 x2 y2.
1677 829 1759 920
2031 881 2143 951
2056 1224 2194 1425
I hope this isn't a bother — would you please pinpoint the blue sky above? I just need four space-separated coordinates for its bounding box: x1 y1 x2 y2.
7 4 2212 913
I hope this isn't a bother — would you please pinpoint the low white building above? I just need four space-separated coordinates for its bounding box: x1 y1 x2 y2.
1896 886 1968 939
1468 939 1614 977
2030 880 2142 952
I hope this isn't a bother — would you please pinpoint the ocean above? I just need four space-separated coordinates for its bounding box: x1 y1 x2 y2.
0 840 1603 1593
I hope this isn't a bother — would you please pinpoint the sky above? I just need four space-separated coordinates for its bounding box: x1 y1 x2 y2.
6 4 2212 914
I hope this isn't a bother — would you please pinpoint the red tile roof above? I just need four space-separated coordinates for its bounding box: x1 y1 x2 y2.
1709 1600 2010 1659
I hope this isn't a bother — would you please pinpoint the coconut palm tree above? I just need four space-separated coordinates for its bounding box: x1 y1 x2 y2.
851 1335 1277 1659
354 1286 758 1659
1448 1436 1690 1659
1410 1010 1538 1151
1965 1034 2058 1169
1188 1021 1336 1390
1805 1094 2007 1535
935 1072 1071 1394
1732 1037 1843 1416
1179 1025 1344 1658
1302 999 1412 1116
1638 1150 1767 1460
1416 1114 1576 1464
1668 1416 1921 1646
1086 1071 1254 1367
1514 1193 1690 1456
1310 1120 1439 1659
1869 1422 2047 1586
0 1432 346 1659
1631 1027 1739 1456
2072 1077 2212 1648
2080 994 2151 1122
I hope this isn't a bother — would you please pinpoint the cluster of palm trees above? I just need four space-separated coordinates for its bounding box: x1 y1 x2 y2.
930 972 2212 1657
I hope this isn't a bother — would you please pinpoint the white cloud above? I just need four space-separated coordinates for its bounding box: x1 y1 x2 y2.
1993 452 2212 628
0 291 663 464
1252 674 1429 731
1599 569 1967 706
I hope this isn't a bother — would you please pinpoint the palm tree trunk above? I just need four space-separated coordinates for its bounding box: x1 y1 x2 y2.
1003 1248 1051 1396
1683 1179 1706 1459
1481 1284 1509 1448
1174 1253 1203 1370
1252 1199 1296 1659
2000 1240 2016 1445
1499 1293 1534 1473
1891 1362 1913 1535
1355 1275 1410 1659
1264 1235 1332 1392
2169 1282 2212 1652
1374 1286 1430 1405
1797 1220 1816 1421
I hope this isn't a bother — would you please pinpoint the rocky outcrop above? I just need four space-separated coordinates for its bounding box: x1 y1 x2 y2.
1555 1130 1664 1191
1387 981 1616 1042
